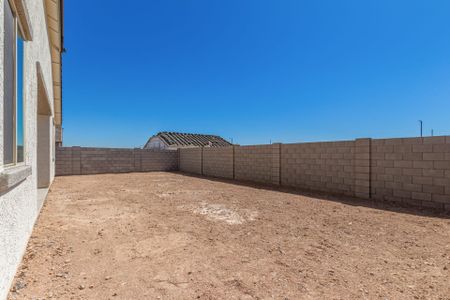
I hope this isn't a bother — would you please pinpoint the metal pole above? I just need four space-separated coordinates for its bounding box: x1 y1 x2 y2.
418 120 423 137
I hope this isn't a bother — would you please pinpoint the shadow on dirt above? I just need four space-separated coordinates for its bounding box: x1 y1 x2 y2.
174 171 450 220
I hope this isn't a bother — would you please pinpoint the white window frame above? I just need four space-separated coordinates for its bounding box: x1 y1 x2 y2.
4 0 26 168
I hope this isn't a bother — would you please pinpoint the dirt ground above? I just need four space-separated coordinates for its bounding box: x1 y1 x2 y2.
8 172 450 300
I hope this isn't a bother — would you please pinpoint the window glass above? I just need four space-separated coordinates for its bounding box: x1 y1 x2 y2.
17 37 24 163
4 0 15 165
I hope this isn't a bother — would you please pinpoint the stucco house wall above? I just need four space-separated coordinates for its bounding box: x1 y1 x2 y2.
145 136 170 150
0 1 57 298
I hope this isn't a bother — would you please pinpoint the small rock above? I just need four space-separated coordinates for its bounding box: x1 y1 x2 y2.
78 285 85 290
105 276 112 281
89 285 94 289
112 292 118 297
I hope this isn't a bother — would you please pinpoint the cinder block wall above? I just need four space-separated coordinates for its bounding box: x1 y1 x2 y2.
55 147 73 175
235 144 280 185
203 147 234 179
56 147 178 176
140 149 178 172
371 136 450 209
178 136 450 210
81 148 134 175
179 148 202 175
281 141 355 196
57 136 450 210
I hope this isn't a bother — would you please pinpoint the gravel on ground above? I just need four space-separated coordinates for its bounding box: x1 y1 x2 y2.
8 172 450 299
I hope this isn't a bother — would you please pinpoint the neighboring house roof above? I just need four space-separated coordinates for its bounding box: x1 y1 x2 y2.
145 132 232 148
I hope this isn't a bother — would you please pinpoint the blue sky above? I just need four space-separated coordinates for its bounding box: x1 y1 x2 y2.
63 0 450 147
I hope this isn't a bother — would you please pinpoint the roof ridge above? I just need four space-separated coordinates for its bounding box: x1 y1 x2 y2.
153 132 232 147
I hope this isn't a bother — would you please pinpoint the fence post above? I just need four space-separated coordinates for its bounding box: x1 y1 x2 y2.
133 148 141 172
354 138 371 199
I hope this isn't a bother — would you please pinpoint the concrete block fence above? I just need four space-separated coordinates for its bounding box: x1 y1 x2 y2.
235 144 280 185
56 147 178 176
203 147 234 179
179 136 450 211
179 147 202 175
56 136 450 211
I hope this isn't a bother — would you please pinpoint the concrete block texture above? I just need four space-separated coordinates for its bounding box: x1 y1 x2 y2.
202 147 234 179
139 149 178 172
56 147 178 176
281 141 356 196
179 148 202 175
235 144 280 185
177 136 450 210
371 136 450 209
354 138 371 199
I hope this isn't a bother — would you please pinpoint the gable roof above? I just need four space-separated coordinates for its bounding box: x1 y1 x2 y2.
147 132 232 148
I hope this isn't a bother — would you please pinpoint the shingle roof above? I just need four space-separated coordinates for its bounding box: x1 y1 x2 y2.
154 132 232 148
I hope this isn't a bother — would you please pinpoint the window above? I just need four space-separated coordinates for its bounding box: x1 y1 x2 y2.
4 0 25 166
17 37 24 163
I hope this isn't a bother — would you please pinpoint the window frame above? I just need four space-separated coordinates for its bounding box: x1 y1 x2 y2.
4 0 26 168
16 30 25 165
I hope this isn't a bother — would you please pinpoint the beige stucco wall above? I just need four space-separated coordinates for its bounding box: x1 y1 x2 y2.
0 0 56 298
37 114 51 187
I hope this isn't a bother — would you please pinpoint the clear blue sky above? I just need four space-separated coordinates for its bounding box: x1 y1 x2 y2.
63 0 450 147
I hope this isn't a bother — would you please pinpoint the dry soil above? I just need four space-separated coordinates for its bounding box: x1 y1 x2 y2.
8 172 450 299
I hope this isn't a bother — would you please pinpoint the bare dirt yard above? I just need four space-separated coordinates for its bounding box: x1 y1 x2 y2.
8 172 450 299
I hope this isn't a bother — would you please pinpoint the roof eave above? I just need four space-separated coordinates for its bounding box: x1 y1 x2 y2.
45 0 63 132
